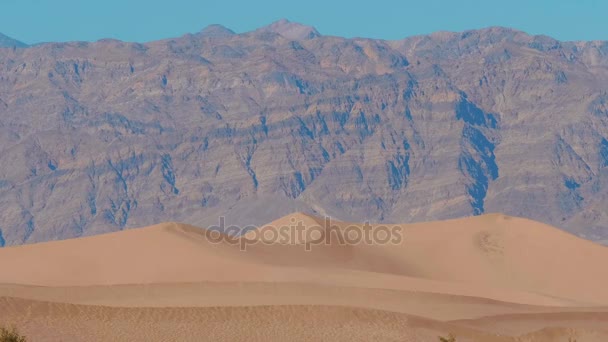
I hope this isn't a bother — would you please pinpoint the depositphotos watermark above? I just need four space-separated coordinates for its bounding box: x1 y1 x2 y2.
204 216 404 251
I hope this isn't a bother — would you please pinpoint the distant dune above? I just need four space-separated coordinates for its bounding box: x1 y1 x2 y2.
0 213 607 341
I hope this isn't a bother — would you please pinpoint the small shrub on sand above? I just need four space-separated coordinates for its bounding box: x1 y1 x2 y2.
438 334 456 342
0 326 27 342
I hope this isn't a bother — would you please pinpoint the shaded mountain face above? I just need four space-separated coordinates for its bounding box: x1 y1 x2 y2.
0 22 607 245
0 33 27 48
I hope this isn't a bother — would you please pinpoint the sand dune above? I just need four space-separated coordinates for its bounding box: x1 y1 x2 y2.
0 213 607 341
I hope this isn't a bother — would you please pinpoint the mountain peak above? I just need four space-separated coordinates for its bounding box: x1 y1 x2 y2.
0 33 27 48
198 24 236 38
259 19 321 40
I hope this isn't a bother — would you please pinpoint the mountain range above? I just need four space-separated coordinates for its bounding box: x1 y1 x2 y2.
0 33 27 48
0 20 607 245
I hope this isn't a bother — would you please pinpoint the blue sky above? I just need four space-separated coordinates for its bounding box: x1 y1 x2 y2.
1 0 606 44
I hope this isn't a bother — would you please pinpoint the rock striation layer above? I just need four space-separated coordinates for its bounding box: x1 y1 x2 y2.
0 21 607 244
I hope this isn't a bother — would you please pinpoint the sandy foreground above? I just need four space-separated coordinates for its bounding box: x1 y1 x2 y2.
0 213 607 341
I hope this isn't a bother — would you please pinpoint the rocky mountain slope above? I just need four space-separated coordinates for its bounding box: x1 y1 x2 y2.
0 33 27 48
0 20 607 245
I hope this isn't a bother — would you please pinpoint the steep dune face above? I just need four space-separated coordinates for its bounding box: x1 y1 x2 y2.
391 214 608 305
0 213 606 307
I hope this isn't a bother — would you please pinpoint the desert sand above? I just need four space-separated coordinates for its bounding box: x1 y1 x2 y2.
0 213 607 341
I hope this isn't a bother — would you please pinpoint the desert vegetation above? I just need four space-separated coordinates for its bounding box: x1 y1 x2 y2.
438 334 456 342
0 326 26 342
